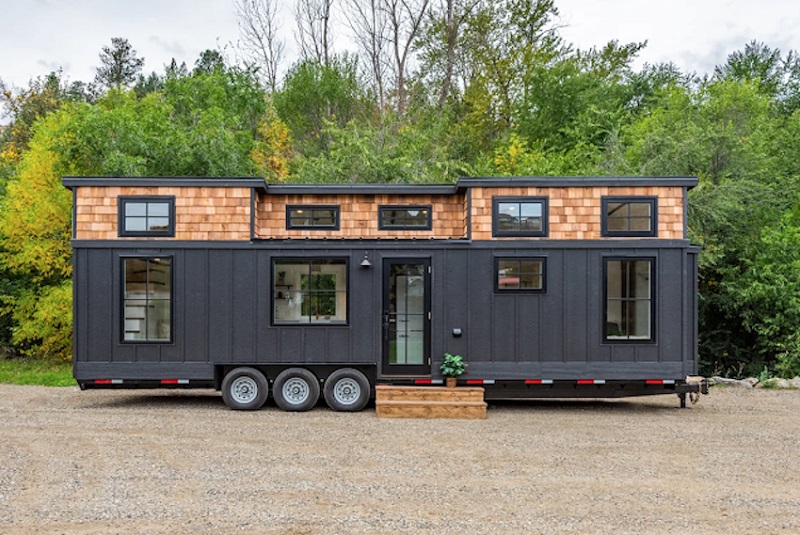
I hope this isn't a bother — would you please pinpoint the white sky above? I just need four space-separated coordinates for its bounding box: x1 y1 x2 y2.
1 0 799 92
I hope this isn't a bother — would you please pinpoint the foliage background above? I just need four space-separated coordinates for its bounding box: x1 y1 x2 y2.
2 0 799 377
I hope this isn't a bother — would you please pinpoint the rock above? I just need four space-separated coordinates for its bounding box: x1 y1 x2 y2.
791 377 800 388
711 376 753 388
743 377 760 386
758 378 791 389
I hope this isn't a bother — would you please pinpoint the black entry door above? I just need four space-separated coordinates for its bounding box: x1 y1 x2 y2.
382 259 431 375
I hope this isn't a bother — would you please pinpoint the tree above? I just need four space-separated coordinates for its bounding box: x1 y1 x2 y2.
295 0 334 66
0 71 90 169
273 56 370 154
0 109 74 360
714 40 800 113
344 0 389 109
235 0 285 90
95 37 145 90
194 50 226 75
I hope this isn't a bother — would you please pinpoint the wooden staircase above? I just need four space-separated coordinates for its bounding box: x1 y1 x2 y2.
375 384 488 419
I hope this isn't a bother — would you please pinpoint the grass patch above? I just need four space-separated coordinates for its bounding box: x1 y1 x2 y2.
0 359 74 386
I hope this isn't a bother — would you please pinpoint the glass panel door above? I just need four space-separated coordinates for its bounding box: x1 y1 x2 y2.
383 259 430 375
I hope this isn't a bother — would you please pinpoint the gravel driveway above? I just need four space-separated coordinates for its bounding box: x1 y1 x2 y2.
1 385 798 534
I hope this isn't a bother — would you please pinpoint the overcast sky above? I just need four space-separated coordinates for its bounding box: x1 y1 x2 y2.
1 0 799 92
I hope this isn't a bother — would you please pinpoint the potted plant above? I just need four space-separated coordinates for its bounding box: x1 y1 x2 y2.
440 353 466 388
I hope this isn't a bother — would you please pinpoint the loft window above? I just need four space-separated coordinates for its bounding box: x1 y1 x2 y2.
379 206 432 230
273 259 348 324
492 197 548 237
495 258 546 292
602 197 657 237
286 205 339 230
604 258 654 342
123 257 172 342
118 196 175 237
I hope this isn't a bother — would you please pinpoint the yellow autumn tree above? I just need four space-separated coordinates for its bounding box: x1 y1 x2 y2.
0 108 74 361
251 104 293 182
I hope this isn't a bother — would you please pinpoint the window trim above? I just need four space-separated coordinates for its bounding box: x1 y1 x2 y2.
601 196 658 237
378 205 433 230
603 257 656 344
118 196 175 238
120 256 174 344
271 257 350 326
286 205 340 230
492 196 549 237
494 257 547 293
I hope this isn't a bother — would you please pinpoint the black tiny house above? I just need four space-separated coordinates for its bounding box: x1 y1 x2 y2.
64 176 703 410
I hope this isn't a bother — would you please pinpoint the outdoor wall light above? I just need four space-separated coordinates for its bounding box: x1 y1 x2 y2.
360 252 372 268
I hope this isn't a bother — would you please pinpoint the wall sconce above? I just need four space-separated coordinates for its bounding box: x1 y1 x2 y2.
360 252 372 269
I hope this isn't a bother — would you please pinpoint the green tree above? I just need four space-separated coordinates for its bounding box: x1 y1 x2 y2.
273 56 371 155
729 212 800 377
95 37 145 90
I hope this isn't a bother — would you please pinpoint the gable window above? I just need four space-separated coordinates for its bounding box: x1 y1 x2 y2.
273 259 348 324
379 206 432 230
602 197 657 237
492 197 548 237
604 258 654 342
286 205 339 230
119 196 175 237
123 257 172 342
495 258 546 292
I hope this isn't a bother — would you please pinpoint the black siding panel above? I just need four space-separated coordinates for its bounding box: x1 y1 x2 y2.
207 250 233 361
86 249 112 362
516 296 540 362
563 249 588 362
184 250 209 362
441 250 469 358
492 296 517 362
467 250 492 360
540 251 563 362
231 250 257 360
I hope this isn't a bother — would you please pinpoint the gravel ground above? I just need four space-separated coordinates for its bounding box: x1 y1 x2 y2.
0 385 798 535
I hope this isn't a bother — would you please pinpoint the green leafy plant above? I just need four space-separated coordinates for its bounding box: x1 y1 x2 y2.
440 353 466 378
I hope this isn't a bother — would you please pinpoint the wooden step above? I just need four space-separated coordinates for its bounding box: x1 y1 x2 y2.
374 385 487 419
376 385 485 402
376 400 487 419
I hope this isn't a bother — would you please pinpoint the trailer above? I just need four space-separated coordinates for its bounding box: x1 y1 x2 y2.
64 175 705 411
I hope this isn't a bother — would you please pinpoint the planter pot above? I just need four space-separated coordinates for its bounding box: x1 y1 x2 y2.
446 377 457 388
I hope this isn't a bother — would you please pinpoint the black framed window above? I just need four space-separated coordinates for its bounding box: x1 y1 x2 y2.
495 258 546 292
123 257 172 342
118 196 175 237
273 259 348 324
602 197 657 237
379 206 432 230
286 205 339 230
604 258 654 342
492 197 548 237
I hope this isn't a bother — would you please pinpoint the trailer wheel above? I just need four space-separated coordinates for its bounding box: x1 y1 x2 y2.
221 367 268 410
273 368 320 412
324 368 370 412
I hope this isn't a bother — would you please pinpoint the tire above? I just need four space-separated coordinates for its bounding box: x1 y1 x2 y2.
221 367 268 410
323 368 370 412
273 368 320 412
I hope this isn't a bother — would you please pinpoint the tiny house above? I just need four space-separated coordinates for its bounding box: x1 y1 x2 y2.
64 176 702 411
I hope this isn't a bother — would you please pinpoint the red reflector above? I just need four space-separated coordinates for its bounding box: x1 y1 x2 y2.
415 379 432 385
466 379 483 385
161 379 179 385
525 379 543 385
95 379 112 385
577 380 595 385
646 380 663 385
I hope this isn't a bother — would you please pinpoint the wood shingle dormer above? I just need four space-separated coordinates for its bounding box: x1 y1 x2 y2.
64 176 696 242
